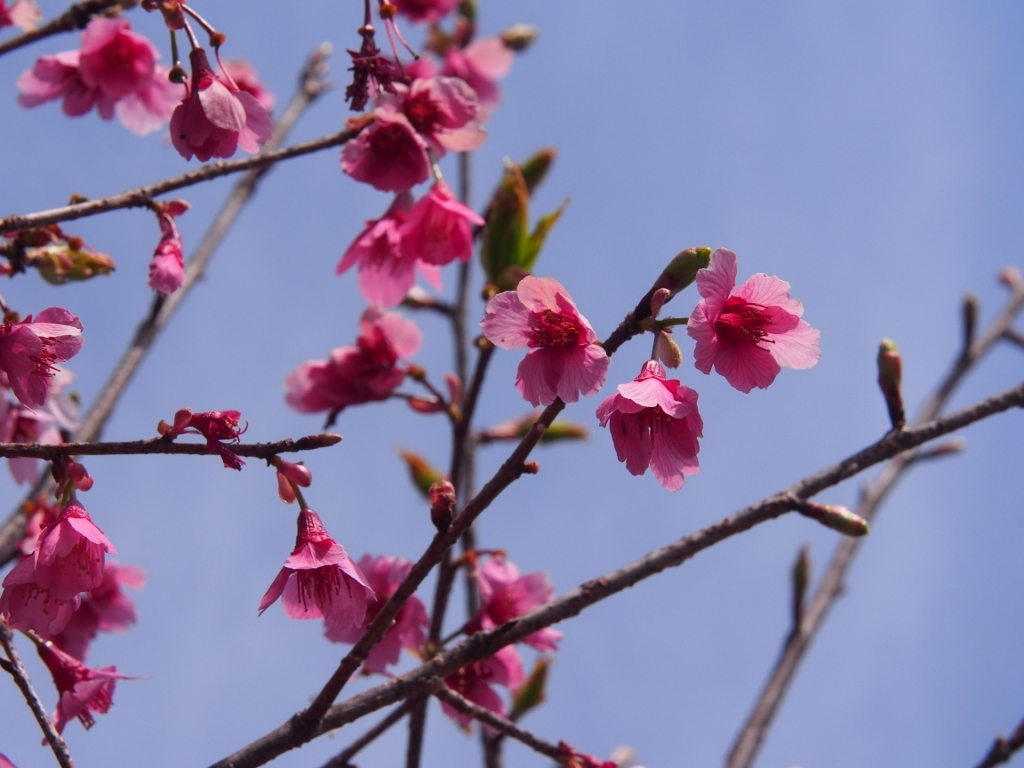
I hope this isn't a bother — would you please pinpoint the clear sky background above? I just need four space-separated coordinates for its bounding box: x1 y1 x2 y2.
1 1 1023 767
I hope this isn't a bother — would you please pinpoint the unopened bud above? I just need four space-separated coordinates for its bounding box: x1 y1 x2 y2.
999 265 1023 288
640 247 712 321
398 449 443 498
796 501 869 537
510 656 549 720
791 544 810 628
522 461 540 474
877 338 905 429
501 23 538 52
517 147 555 194
962 293 978 353
429 479 456 532
649 288 672 320
30 245 116 284
654 330 683 369
275 459 312 503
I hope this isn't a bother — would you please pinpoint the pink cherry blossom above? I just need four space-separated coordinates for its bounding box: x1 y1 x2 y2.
0 366 76 484
0 308 83 409
442 37 515 108
382 76 486 156
464 555 561 651
285 308 421 419
341 110 432 192
158 408 246 469
52 562 145 661
259 508 376 633
392 0 458 23
336 192 443 307
33 500 116 601
0 751 16 768
596 360 703 492
0 555 80 636
687 248 821 393
401 181 484 266
147 200 188 295
481 276 609 406
16 18 179 135
35 638 132 734
0 0 39 30
442 644 524 729
170 47 273 162
324 554 428 672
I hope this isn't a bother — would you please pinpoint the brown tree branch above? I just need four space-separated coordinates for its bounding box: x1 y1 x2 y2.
207 380 1024 768
0 433 341 459
0 620 76 768
0 0 120 58
317 699 418 768
0 44 334 569
431 684 563 761
973 713 1024 768
726 275 1024 768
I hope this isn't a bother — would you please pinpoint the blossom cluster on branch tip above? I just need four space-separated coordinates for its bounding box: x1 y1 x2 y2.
285 308 421 422
0 496 122 646
441 553 559 727
337 181 483 307
18 18 180 136
481 275 609 407
687 248 820 393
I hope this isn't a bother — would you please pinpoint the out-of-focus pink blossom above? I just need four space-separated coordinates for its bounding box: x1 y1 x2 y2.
285 308 421 419
259 508 376 633
464 555 561 651
220 58 275 112
0 395 62 485
170 47 273 161
147 200 189 295
336 192 443 307
325 554 428 672
0 555 80 636
401 181 484 267
442 37 515 108
442 645 524 729
0 751 16 768
35 637 132 734
33 500 116 601
596 360 703 492
0 308 82 410
52 562 145 661
481 276 608 406
0 0 40 30
341 110 431 192
16 18 179 135
382 76 485 156
392 0 458 23
687 248 821 393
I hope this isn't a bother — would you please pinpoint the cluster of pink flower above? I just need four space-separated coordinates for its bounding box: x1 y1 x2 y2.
0 308 83 485
442 553 561 726
0 468 143 735
17 13 273 162
480 249 821 491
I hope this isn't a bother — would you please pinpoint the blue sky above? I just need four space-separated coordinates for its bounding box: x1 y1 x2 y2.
1 2 1023 767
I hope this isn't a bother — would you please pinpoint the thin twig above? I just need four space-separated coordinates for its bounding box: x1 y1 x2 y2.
0 44 334 569
726 276 1024 768
207 381 1024 768
0 433 341 459
973 713 1024 768
431 684 563 761
318 699 417 768
0 0 120 58
0 122 357 235
0 620 76 768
